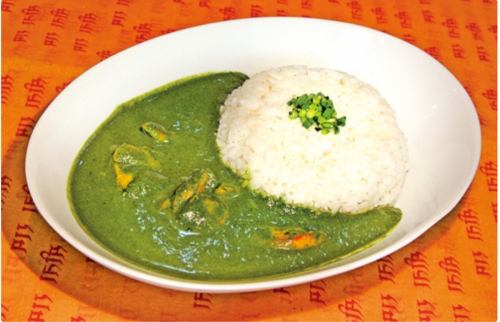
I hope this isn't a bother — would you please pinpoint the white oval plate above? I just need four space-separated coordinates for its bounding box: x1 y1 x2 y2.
25 17 481 293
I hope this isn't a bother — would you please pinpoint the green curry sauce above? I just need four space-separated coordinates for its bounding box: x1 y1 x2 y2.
68 72 401 280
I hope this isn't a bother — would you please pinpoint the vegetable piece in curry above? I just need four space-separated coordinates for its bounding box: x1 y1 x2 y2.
140 121 169 143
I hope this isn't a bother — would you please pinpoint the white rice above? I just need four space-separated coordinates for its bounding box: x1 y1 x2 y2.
216 66 408 213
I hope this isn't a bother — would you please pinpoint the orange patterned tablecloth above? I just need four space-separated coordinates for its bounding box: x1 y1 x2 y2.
2 0 497 321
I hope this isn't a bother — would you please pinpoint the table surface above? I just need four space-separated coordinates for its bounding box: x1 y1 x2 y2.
2 0 497 321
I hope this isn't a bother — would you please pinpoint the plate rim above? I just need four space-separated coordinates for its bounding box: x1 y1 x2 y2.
24 16 482 293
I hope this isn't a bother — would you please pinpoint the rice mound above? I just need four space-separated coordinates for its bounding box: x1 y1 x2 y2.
216 66 408 213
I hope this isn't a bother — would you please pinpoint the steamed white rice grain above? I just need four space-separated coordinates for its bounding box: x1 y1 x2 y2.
216 66 408 213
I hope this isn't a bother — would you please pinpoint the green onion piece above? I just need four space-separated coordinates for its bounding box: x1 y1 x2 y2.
337 116 347 126
303 119 314 128
287 92 346 135
289 110 299 119
322 109 333 118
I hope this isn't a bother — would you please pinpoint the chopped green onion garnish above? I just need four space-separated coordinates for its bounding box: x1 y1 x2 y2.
287 93 346 135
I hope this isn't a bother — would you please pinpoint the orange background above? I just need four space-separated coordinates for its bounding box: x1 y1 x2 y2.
2 0 497 321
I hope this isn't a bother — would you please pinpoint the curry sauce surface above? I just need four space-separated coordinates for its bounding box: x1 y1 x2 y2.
69 72 401 280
